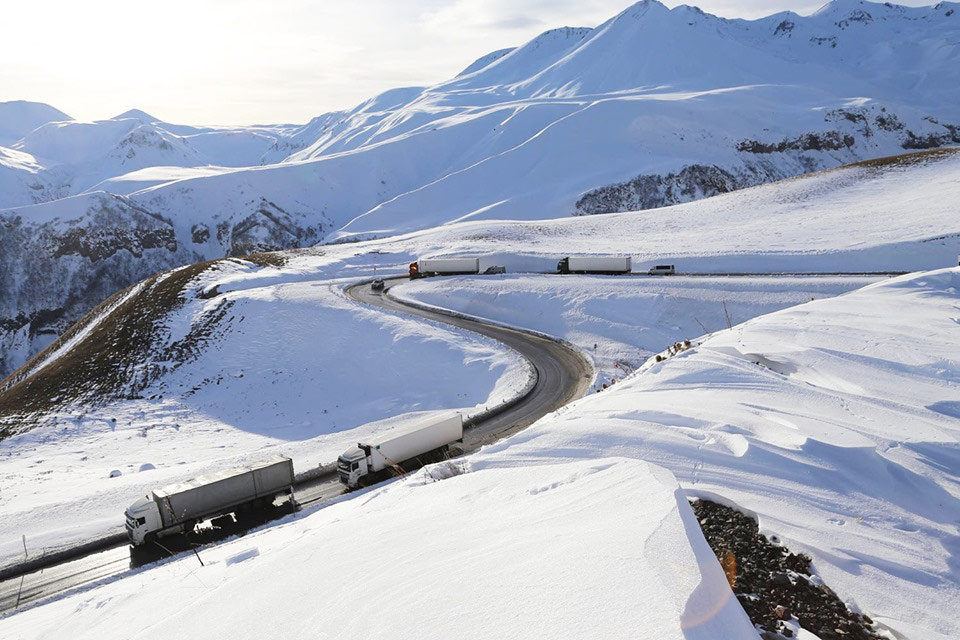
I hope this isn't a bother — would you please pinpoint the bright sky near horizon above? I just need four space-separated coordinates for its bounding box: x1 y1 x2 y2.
1 0 936 126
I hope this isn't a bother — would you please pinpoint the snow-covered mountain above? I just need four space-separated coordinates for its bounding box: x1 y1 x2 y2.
2 0 960 376
0 101 70 147
3 112 302 204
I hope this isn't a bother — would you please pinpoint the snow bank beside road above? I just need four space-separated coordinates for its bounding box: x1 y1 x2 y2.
473 268 960 639
0 458 756 640
393 274 880 386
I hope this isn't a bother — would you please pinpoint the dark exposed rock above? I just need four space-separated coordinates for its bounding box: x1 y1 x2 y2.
874 111 904 132
0 192 327 378
191 223 210 244
692 499 885 640
574 164 774 215
52 225 177 260
0 260 237 436
837 10 873 29
737 131 856 154
774 20 795 35
740 107 960 157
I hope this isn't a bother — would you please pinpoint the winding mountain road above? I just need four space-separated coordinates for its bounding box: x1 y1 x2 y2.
0 277 592 615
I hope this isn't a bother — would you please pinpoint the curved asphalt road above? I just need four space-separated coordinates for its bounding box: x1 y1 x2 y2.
0 277 592 615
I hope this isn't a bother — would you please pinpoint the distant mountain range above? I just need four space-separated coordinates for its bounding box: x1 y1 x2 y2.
2 0 960 376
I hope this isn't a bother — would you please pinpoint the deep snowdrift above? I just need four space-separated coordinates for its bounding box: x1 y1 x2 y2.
468 268 960 639
0 458 756 640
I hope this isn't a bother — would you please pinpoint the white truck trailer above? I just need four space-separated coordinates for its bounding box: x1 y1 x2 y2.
124 456 295 546
409 257 480 278
557 255 631 274
337 413 463 488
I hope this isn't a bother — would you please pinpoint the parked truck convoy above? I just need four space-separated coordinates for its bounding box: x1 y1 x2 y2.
124 456 296 546
410 257 480 278
557 256 631 274
338 413 463 489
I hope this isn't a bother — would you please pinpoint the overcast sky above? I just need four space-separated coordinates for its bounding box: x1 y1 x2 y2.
1 0 936 125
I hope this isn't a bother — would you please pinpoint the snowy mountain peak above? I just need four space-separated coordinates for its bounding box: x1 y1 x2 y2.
111 109 159 123
457 47 516 76
812 0 871 16
0 101 72 147
615 0 670 20
812 0 954 20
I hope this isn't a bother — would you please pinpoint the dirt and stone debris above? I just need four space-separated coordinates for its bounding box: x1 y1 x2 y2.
691 499 885 640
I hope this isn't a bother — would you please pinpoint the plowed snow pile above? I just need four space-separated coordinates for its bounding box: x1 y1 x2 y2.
392 274 882 386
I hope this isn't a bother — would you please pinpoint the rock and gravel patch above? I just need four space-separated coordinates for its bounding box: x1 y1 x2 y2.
691 499 885 640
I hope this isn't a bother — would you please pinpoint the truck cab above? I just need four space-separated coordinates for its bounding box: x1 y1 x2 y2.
337 446 369 488
125 496 162 545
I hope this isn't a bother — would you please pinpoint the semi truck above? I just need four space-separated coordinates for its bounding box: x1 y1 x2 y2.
557 256 631 274
124 456 296 546
337 413 463 489
409 257 480 279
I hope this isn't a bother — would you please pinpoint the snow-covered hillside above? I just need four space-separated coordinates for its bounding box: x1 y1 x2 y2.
0 458 757 639
2 267 957 639
6 113 301 204
0 258 527 565
3 0 960 375
4 145 959 378
466 268 960 639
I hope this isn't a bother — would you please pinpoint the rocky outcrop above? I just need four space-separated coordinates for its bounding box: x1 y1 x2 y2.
0 192 324 377
575 164 779 215
574 106 960 216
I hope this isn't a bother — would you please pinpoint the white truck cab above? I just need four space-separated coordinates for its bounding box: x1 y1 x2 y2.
337 446 369 488
125 496 162 545
336 413 463 489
